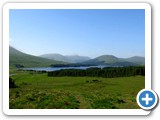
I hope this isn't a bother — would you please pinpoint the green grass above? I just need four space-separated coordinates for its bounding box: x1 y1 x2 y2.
9 72 144 109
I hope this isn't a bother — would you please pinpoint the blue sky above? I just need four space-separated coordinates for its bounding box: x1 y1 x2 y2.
9 9 145 58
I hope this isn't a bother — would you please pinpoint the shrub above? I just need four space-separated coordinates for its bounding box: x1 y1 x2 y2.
9 77 17 88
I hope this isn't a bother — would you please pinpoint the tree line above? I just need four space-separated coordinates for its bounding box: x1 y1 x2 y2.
48 66 145 78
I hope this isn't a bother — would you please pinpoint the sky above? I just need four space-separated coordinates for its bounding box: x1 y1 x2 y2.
9 9 145 58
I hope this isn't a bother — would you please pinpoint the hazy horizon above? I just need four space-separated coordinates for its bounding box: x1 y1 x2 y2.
9 9 145 58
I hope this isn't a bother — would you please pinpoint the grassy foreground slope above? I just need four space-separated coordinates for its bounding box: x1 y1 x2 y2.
10 72 144 109
9 46 65 68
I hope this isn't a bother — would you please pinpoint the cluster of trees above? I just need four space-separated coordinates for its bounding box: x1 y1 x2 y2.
14 64 24 68
9 77 17 88
48 66 145 78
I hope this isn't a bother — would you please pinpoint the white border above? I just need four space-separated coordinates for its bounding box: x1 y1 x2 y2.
3 3 151 115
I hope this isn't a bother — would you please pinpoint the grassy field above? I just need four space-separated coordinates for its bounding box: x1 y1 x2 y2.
9 72 144 109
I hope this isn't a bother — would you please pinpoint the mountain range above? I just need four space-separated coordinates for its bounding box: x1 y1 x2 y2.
39 54 90 63
9 46 145 68
82 55 144 66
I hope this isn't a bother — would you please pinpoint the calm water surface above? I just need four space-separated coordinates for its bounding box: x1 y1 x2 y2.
22 65 107 72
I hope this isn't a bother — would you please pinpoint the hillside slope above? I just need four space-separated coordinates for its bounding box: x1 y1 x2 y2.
9 46 65 68
123 56 145 65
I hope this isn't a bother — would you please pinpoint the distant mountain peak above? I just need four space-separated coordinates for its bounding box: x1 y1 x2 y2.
39 54 91 63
